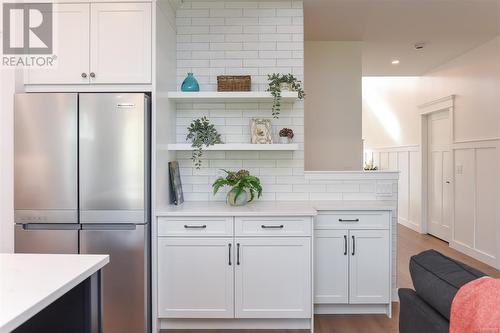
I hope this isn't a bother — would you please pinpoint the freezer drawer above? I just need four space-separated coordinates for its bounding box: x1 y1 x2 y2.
79 93 149 224
79 223 149 333
14 93 78 223
15 224 79 254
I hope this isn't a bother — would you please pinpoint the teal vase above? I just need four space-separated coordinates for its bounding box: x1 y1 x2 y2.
181 73 200 92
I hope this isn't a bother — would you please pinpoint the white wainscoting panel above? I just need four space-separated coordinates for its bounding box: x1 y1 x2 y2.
365 146 421 232
451 139 500 269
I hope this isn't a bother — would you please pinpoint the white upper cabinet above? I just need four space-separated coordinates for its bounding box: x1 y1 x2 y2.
25 4 90 85
25 2 151 85
90 3 151 84
349 229 390 304
234 237 311 319
157 237 234 318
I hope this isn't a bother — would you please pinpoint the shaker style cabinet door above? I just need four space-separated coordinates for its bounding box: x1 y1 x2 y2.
234 237 311 318
314 229 349 304
349 229 390 304
157 238 234 318
24 4 90 85
89 3 152 84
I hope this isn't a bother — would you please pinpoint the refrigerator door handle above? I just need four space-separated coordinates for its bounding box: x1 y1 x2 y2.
20 223 81 230
81 223 138 231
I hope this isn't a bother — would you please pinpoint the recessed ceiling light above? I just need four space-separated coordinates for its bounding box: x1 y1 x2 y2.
391 59 400 65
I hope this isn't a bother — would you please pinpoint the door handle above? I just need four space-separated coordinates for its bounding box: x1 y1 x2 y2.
261 225 284 229
228 243 232 266
89 72 96 78
344 235 347 255
236 243 240 265
184 224 207 229
445 181 451 184
351 235 355 256
339 218 359 222
81 72 87 78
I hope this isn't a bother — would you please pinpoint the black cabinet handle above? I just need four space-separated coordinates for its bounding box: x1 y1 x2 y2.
236 243 240 265
339 218 359 222
184 224 207 229
352 235 355 255
261 225 284 229
344 235 347 255
228 243 232 266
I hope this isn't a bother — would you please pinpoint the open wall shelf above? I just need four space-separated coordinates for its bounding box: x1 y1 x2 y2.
163 143 299 151
167 91 298 103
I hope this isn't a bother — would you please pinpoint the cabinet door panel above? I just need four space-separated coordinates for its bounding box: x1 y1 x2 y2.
90 3 151 84
235 237 311 318
349 230 390 304
314 230 348 304
158 238 234 318
25 4 90 85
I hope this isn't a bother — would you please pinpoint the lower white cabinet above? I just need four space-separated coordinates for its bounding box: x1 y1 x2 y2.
314 211 391 308
157 216 313 321
314 230 349 303
157 237 234 318
349 229 390 304
235 237 311 318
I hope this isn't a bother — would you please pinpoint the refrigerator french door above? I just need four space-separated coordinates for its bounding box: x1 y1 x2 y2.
78 93 150 333
14 92 151 333
14 93 79 254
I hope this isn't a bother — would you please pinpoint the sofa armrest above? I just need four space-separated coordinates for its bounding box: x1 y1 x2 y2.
399 288 449 333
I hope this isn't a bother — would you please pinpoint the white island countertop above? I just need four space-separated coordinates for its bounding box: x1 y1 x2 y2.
156 200 395 217
0 254 109 333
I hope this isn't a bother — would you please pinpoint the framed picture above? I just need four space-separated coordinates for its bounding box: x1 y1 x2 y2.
169 161 184 205
250 118 273 144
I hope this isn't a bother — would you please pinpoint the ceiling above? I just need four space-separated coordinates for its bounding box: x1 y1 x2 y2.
304 0 500 76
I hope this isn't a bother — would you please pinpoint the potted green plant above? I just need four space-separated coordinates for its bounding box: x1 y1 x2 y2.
267 73 305 118
212 169 262 206
278 128 294 144
186 117 223 168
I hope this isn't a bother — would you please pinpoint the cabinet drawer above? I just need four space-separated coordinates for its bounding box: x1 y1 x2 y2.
158 217 233 237
235 217 312 237
315 211 391 230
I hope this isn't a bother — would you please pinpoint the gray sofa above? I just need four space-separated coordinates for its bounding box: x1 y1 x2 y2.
399 249 486 333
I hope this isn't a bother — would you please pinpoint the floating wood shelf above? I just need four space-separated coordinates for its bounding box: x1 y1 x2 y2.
163 143 299 151
167 91 298 103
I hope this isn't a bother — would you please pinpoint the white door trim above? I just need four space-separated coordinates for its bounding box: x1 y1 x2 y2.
419 95 454 235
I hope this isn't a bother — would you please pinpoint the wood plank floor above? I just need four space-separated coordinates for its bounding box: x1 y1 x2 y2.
162 224 499 333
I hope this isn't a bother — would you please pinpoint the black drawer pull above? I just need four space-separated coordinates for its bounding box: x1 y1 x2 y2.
352 235 355 255
339 218 359 222
228 243 232 266
261 225 284 229
184 224 207 229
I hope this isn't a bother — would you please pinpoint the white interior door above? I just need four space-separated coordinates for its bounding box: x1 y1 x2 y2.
24 4 90 84
314 230 348 304
157 238 234 318
427 110 452 241
235 237 311 318
90 3 152 84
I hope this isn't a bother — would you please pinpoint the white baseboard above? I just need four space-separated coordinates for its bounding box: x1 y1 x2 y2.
398 217 421 233
314 304 391 316
450 240 499 270
159 318 312 330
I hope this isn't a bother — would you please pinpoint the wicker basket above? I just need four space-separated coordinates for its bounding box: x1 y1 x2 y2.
217 75 251 92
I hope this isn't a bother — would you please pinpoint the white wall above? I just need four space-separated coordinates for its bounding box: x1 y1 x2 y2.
362 37 500 268
304 41 363 171
0 69 23 253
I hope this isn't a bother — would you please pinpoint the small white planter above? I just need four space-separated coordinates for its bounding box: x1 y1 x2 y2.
279 136 292 144
279 82 292 91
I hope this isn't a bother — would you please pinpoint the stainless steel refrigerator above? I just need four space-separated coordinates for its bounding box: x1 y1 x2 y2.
14 92 151 333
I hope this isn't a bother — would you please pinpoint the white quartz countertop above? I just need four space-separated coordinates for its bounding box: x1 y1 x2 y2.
156 200 394 217
0 254 109 333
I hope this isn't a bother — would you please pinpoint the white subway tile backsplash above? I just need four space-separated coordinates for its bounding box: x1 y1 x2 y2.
175 1 398 205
